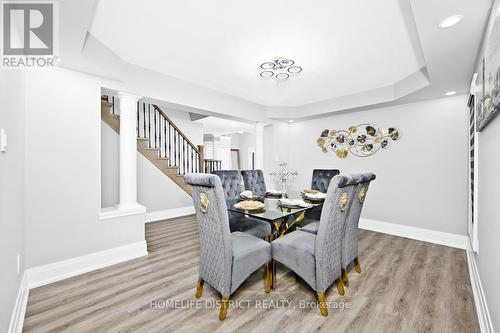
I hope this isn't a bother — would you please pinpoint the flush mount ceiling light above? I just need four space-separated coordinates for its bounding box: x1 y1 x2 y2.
276 73 290 80
260 71 274 78
438 15 464 28
445 91 456 96
259 57 302 80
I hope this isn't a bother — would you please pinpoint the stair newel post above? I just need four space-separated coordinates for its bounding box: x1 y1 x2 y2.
198 145 205 173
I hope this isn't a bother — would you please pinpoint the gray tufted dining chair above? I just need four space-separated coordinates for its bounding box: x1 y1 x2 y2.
300 173 363 235
241 169 267 197
311 169 340 193
271 175 357 316
185 173 272 320
302 169 341 224
299 173 376 288
339 173 376 287
213 170 272 239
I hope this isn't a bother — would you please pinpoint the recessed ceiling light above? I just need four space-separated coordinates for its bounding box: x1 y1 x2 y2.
288 119 294 123
445 91 456 96
238 130 244 134
438 15 464 28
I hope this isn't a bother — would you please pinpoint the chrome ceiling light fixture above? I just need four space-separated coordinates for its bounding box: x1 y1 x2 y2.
259 57 302 80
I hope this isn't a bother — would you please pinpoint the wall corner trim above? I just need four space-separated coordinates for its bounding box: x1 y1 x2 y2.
25 241 148 289
145 206 195 223
466 241 495 333
8 273 29 333
359 218 468 249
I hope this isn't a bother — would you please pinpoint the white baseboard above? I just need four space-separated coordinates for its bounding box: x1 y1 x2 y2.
26 241 148 289
466 242 494 333
359 218 468 250
145 206 195 223
8 273 29 333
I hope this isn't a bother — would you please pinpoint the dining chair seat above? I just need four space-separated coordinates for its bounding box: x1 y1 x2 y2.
231 231 271 293
272 230 317 288
229 215 272 239
300 220 319 234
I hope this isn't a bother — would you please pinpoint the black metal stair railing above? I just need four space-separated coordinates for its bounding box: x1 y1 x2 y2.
102 95 223 175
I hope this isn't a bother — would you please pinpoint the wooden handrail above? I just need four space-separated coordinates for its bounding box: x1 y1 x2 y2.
152 104 199 154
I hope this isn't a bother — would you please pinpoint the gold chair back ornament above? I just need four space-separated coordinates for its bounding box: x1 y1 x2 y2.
200 193 209 213
358 187 366 204
339 192 349 211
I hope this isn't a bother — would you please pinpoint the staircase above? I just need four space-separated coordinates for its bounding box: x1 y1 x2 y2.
101 95 222 195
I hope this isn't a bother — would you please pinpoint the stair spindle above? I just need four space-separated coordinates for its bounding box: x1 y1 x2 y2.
154 108 157 149
136 101 139 138
168 124 172 166
148 104 151 148
143 103 146 138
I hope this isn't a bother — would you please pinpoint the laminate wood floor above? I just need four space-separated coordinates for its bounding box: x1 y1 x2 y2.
23 215 479 332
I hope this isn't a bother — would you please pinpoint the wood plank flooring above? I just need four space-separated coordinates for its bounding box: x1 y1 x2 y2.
23 215 480 332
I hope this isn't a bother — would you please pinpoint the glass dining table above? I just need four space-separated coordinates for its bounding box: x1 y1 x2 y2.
226 191 323 238
226 191 324 289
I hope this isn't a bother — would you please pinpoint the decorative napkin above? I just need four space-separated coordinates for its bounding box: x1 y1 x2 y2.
234 200 265 211
267 189 283 195
279 198 311 208
304 192 327 200
240 190 253 199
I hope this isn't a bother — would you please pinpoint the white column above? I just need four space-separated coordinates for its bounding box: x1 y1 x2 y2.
117 92 142 211
255 122 264 169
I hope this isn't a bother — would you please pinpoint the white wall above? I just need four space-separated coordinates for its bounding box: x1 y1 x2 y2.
472 0 500 329
228 132 257 171
269 96 469 235
24 68 145 268
0 70 26 332
101 107 201 211
263 123 290 189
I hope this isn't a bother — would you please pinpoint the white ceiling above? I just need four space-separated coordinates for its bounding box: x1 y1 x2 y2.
89 0 426 107
59 0 492 121
195 116 255 136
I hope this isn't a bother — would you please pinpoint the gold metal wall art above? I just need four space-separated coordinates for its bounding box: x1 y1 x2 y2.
317 124 399 158
339 192 349 211
200 193 209 213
